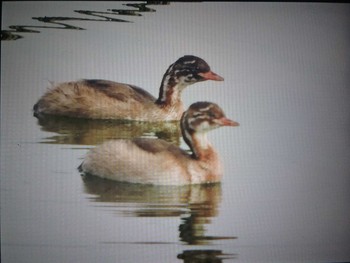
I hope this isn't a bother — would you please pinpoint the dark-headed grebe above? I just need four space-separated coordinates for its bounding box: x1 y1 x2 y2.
34 56 223 121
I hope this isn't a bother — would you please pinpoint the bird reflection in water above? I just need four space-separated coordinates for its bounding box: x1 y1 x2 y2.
82 175 237 244
35 115 181 146
178 250 236 263
82 175 237 262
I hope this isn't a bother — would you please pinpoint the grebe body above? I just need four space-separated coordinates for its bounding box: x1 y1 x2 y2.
79 102 239 185
34 56 223 121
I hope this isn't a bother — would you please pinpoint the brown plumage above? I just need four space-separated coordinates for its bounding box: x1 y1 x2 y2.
33 56 224 121
79 102 239 185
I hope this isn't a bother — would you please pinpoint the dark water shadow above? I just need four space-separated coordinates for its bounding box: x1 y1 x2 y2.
82 175 237 246
178 249 237 262
35 115 181 146
1 2 170 41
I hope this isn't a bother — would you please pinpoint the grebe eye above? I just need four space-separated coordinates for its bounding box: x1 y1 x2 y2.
193 112 202 118
208 112 215 118
208 111 219 119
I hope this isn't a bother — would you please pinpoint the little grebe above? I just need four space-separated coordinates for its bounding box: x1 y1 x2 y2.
34 56 223 121
79 101 239 185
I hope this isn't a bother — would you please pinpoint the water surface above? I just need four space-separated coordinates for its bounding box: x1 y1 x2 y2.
1 2 350 263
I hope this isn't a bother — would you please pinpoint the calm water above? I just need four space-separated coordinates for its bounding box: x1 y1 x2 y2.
1 2 350 263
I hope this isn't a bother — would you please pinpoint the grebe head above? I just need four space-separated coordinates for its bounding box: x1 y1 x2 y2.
182 102 239 134
168 55 224 85
180 102 238 159
156 56 224 106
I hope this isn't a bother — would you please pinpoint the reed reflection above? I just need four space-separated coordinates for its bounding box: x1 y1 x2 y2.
36 115 181 146
82 175 236 246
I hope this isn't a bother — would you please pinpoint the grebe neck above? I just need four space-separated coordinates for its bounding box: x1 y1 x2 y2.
181 113 213 160
155 65 187 107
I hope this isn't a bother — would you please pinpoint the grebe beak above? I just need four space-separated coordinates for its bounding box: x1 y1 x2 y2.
198 71 224 81
217 117 239 127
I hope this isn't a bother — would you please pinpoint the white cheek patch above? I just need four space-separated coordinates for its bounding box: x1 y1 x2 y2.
177 75 194 87
178 75 188 82
196 120 212 131
185 75 195 83
188 116 207 130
